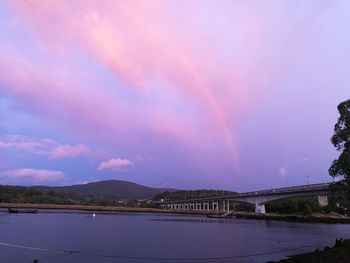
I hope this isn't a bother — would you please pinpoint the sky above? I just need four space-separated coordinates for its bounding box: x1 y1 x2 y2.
0 1 349 191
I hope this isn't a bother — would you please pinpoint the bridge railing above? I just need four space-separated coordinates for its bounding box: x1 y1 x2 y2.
163 183 330 204
234 183 330 197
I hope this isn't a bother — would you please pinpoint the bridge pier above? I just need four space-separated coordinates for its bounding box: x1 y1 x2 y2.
196 202 201 210
318 195 328 207
255 203 266 214
221 200 230 212
212 201 219 212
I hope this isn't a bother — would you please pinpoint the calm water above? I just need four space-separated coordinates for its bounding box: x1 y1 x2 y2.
0 210 350 263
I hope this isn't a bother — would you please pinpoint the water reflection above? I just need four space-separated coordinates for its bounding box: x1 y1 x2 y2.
0 212 349 263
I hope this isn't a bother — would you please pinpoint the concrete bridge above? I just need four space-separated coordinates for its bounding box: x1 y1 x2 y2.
163 183 330 214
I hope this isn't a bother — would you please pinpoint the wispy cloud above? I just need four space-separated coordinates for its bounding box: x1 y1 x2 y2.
0 135 91 159
49 144 91 159
0 141 11 148
0 0 277 167
98 158 134 172
0 168 65 185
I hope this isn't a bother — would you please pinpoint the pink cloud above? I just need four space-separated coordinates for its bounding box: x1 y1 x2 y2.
1 1 280 167
98 158 134 172
0 168 65 184
0 135 91 159
0 45 126 134
0 141 11 149
49 144 91 159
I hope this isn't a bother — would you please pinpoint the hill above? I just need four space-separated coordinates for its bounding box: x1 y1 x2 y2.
35 180 175 200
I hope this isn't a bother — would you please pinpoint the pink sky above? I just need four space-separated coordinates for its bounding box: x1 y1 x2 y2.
0 1 349 189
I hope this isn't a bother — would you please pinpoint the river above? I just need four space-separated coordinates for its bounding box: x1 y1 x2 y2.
0 210 349 263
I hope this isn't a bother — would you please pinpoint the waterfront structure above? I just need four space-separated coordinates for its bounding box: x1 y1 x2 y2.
163 183 330 214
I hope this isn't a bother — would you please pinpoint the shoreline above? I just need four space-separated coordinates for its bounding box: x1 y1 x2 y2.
268 239 350 263
229 212 350 224
0 203 209 216
1 203 350 224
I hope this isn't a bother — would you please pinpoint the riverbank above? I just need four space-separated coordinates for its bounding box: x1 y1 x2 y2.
0 203 210 215
228 211 350 224
1 203 350 224
268 239 350 263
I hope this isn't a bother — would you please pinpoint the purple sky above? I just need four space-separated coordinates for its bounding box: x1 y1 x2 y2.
0 1 349 191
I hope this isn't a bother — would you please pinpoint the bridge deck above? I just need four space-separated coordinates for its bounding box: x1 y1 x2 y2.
164 183 330 204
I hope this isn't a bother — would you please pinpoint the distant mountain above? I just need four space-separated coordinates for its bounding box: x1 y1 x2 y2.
34 180 175 200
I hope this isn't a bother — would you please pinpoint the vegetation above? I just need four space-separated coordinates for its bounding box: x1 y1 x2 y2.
153 189 235 201
268 239 350 263
0 185 160 208
329 99 350 213
0 185 75 205
266 197 320 215
35 180 174 200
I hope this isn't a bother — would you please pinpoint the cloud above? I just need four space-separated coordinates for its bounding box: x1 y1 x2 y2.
0 141 11 148
0 0 276 166
49 144 91 159
279 165 289 177
2 0 338 171
0 168 65 185
0 135 91 159
98 158 134 172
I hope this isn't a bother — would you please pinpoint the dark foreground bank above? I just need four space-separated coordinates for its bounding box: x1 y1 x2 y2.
268 239 350 263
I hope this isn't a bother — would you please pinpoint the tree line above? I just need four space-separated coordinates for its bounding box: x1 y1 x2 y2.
0 185 158 208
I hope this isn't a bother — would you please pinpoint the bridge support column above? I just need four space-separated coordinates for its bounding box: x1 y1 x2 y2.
203 202 209 211
222 200 226 212
212 201 219 212
196 202 201 210
226 200 230 212
318 195 328 207
255 203 266 214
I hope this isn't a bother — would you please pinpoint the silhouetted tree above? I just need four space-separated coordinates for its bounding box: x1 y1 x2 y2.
329 99 350 209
